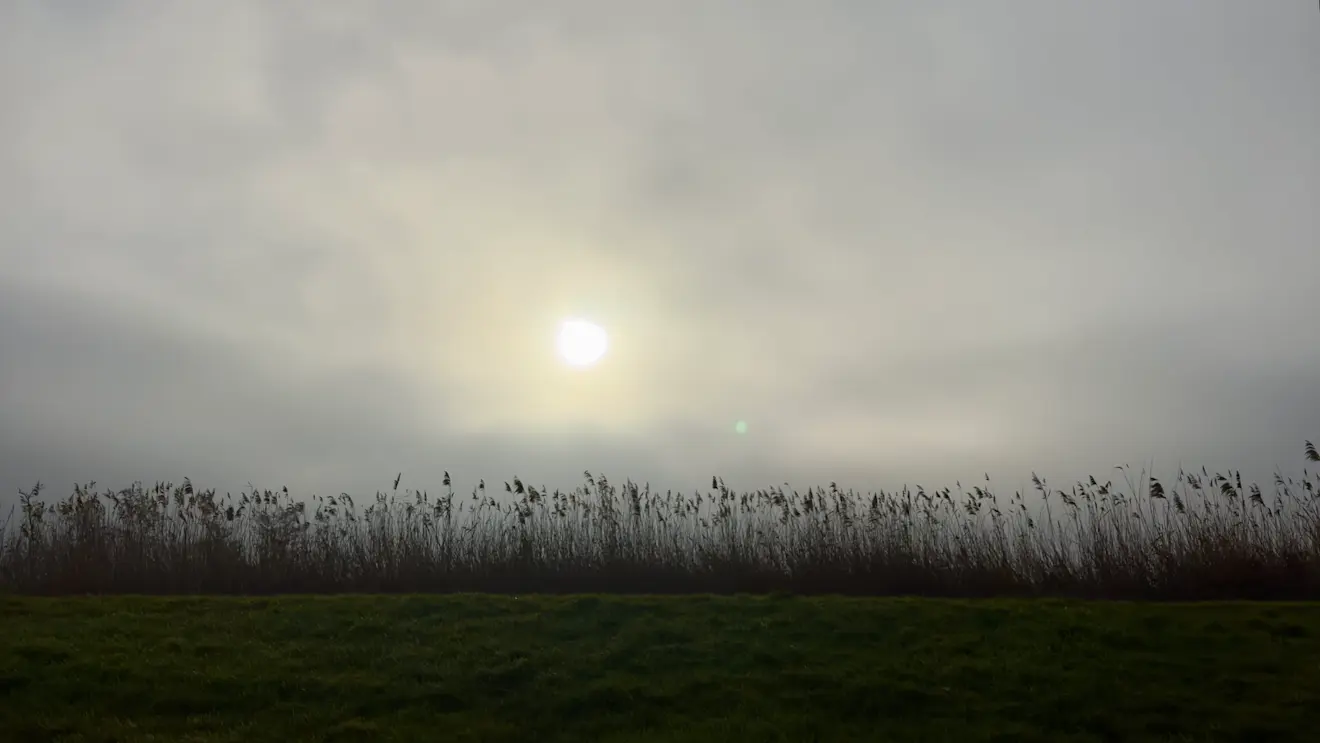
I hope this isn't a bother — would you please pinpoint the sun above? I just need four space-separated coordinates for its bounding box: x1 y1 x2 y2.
556 318 609 368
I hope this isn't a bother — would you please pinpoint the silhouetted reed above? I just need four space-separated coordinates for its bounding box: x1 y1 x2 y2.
2 442 1318 599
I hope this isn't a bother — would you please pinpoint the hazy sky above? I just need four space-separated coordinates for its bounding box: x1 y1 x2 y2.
2 1 1317 504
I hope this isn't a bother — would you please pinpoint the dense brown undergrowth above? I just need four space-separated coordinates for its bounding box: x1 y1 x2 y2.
3 442 1318 599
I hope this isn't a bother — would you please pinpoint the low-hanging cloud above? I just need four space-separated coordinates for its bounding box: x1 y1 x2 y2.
2 1 1317 505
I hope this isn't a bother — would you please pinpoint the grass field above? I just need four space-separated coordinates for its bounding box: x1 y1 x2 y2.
3 595 1319 742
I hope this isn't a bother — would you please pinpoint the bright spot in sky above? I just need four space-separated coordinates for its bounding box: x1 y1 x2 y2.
556 319 609 368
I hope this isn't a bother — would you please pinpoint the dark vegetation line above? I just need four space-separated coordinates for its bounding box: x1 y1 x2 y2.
2 442 1318 599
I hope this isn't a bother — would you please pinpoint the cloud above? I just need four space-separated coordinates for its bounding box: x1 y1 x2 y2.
2 1 1317 505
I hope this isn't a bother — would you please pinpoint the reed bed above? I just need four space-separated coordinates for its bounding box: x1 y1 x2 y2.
3 442 1318 599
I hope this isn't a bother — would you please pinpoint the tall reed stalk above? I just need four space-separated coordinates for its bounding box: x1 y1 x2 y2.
2 443 1317 599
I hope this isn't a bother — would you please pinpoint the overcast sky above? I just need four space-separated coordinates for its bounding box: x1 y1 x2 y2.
1 1 1317 506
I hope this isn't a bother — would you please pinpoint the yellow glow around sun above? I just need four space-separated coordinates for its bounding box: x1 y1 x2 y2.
556 319 608 368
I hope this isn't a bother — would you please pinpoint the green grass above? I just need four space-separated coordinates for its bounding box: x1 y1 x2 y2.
2 595 1319 742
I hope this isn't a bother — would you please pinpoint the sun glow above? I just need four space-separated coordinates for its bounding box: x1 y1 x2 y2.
556 319 608 368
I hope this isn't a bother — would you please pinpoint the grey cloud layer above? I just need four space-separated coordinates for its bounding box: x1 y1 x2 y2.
2 1 1317 502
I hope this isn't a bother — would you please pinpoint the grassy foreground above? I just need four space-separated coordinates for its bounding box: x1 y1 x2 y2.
2 595 1319 742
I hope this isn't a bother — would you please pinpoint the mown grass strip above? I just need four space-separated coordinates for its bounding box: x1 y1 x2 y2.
2 595 1318 742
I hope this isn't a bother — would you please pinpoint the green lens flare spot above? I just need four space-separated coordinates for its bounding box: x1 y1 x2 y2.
734 420 748 435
